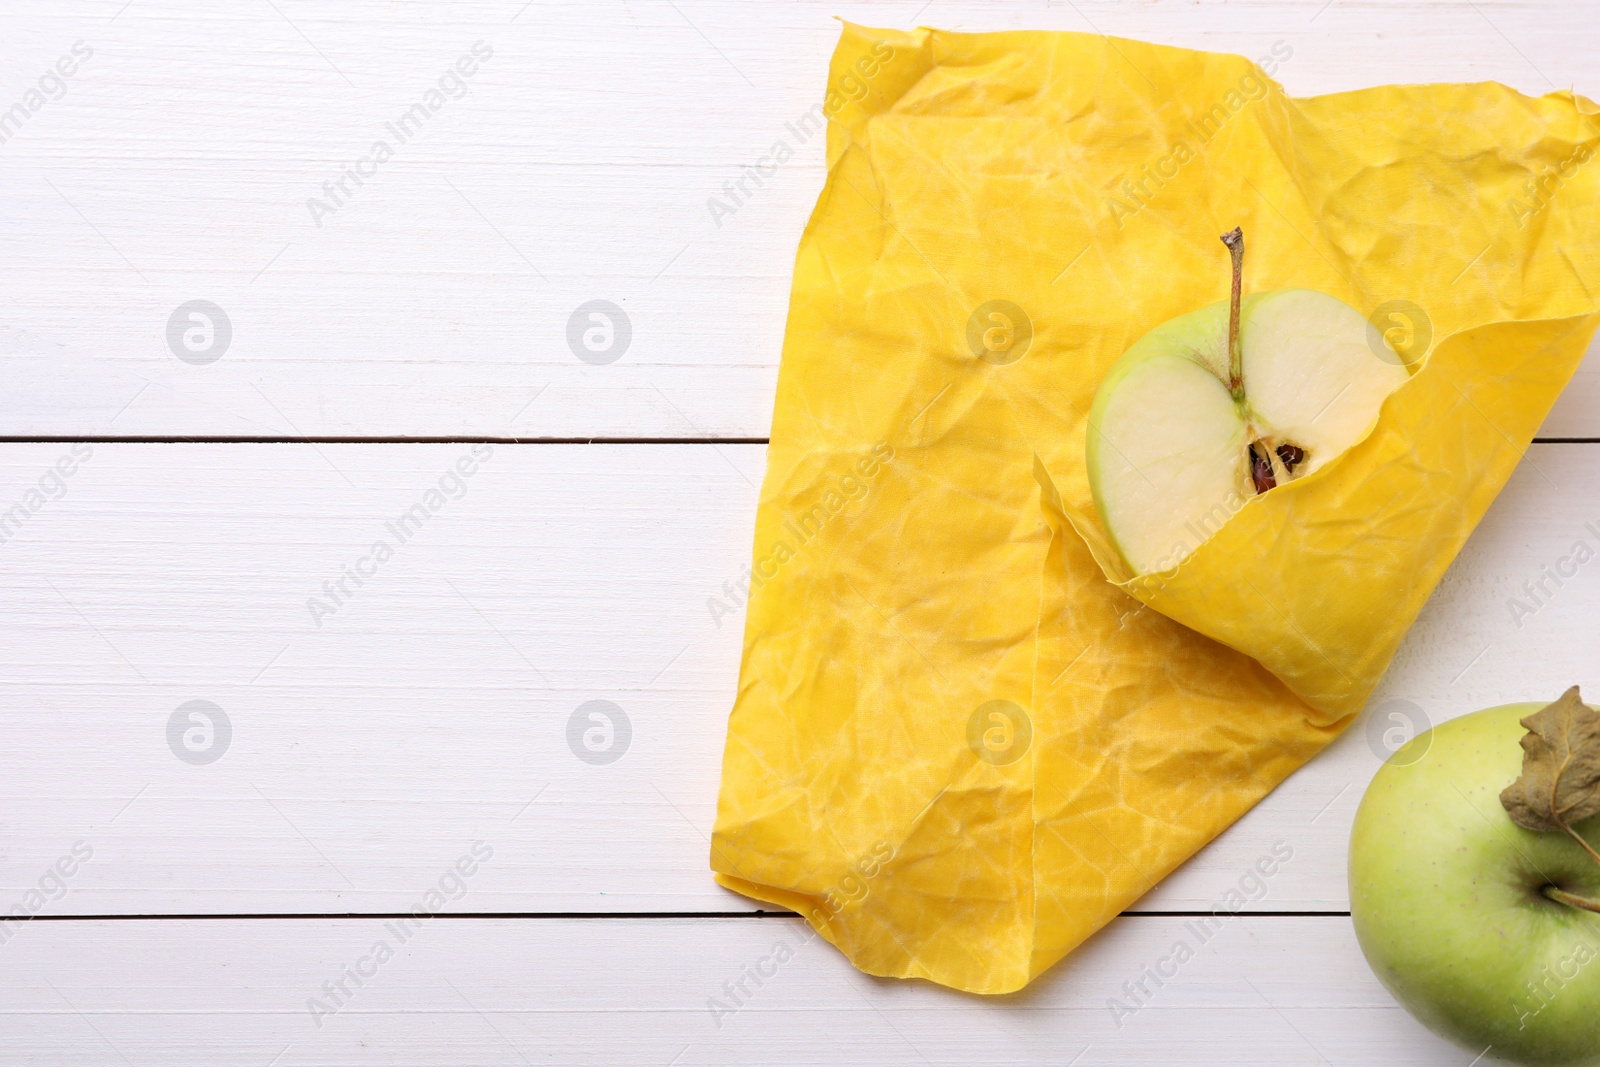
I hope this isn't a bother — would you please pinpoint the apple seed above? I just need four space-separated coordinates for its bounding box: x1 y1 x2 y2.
1247 441 1276 493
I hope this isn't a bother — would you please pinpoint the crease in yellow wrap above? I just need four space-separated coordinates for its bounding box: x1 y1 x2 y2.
711 22 1600 994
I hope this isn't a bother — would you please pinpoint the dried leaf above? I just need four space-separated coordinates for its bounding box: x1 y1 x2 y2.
1500 687 1600 832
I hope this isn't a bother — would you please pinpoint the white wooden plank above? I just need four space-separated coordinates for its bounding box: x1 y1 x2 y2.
0 441 1597 914
2 0 1598 438
0 442 762 913
0 914 1467 1065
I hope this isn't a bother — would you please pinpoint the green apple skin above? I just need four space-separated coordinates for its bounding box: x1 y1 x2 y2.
1350 703 1600 1066
1086 296 1239 573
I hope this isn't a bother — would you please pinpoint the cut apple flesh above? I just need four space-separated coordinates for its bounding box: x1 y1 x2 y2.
1086 289 1411 575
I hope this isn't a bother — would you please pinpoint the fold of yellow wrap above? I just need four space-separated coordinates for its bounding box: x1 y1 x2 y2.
711 22 1600 994
1069 314 1599 724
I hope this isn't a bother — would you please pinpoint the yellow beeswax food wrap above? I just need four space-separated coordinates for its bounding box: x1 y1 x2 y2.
711 22 1600 994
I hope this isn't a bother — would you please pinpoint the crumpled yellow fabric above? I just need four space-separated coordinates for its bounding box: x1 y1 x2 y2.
710 22 1600 994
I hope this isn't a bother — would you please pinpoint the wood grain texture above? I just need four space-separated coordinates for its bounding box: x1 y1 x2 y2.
5 2 1600 1062
1 0 1597 439
0 441 1596 915
0 915 1465 1065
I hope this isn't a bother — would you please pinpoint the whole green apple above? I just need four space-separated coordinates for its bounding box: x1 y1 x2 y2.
1350 702 1600 1066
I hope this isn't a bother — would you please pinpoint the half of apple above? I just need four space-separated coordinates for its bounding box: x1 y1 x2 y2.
1086 229 1412 576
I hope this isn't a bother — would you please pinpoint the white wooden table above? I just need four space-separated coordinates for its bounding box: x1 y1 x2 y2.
1 1 1595 1063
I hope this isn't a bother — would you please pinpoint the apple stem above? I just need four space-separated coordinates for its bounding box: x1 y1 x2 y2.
1221 227 1245 399
1543 886 1600 914
1556 814 1600 870
1538 812 1600 915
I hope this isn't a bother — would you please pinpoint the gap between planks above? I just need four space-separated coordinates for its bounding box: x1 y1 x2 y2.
0 910 1353 922
0 436 772 445
0 436 1593 445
